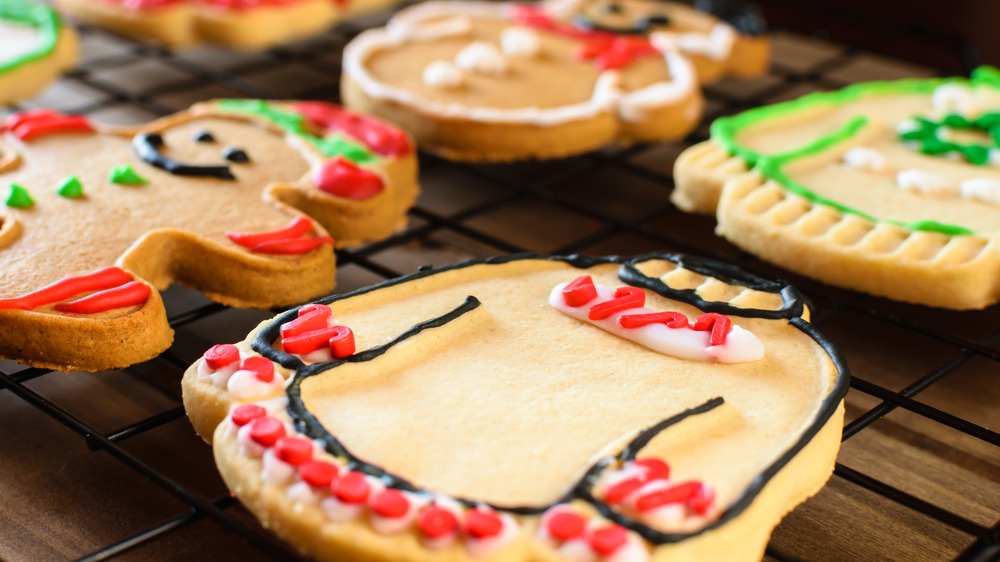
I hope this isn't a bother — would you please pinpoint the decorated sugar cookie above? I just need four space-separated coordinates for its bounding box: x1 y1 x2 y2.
53 0 403 51
673 67 1000 309
0 100 418 371
0 0 78 105
183 253 847 562
342 0 770 161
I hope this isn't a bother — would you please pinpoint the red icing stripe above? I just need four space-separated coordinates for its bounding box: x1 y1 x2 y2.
292 102 412 157
313 156 385 200
52 281 152 314
249 236 334 255
562 274 597 307
692 313 733 346
0 267 133 310
618 311 689 329
635 481 702 512
3 111 95 142
103 0 313 10
281 303 333 339
226 216 314 248
588 286 645 320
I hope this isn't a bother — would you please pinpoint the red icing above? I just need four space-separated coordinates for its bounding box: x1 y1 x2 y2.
370 489 409 518
52 281 152 314
282 325 341 355
0 266 132 311
587 525 628 555
248 416 286 447
227 216 314 248
240 356 275 383
332 471 370 504
275 436 313 465
2 110 95 142
689 482 715 515
299 460 339 488
692 313 733 346
604 476 645 504
328 325 355 359
618 311 689 329
314 156 384 200
546 510 586 541
635 481 702 512
231 404 266 427
250 236 334 255
204 343 240 370
588 286 645 320
104 0 313 10
562 275 598 307
417 506 458 538
465 508 503 539
281 303 333 340
634 458 671 481
292 101 412 157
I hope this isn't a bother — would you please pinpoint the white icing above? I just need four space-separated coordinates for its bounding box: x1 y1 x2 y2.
423 60 464 88
896 169 951 196
606 536 650 562
261 449 297 486
298 347 335 364
455 41 508 75
236 423 267 459
599 463 647 492
342 1 698 126
667 23 736 61
842 147 885 171
389 15 473 41
641 502 687 528
321 495 366 522
287 481 325 505
0 22 44 67
933 84 977 117
558 539 597 562
500 26 541 58
960 177 1000 203
622 478 672 510
466 512 520 558
227 368 284 400
549 282 764 363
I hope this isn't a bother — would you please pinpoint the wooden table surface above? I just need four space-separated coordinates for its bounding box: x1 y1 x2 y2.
1 8 998 562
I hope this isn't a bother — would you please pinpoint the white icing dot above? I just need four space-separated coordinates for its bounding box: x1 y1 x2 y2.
287 481 324 505
454 41 508 75
933 84 977 117
261 449 297 486
960 178 1000 203
499 26 540 58
321 496 365 522
896 119 919 135
237 424 267 459
897 169 951 195
557 538 597 562
842 147 886 172
227 368 283 400
606 536 651 562
423 60 464 88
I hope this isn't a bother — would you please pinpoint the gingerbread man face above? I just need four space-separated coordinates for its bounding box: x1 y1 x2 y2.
0 100 418 371
185 253 847 562
0 0 77 104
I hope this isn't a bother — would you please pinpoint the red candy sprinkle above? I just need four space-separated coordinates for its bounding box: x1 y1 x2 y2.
332 472 370 504
635 481 702 512
587 525 628 555
230 404 266 427
248 416 285 447
561 275 598 307
283 326 340 355
418 506 458 538
313 156 384 200
692 313 733 346
588 286 645 320
604 476 645 504
275 436 313 465
369 489 410 518
618 311 689 329
546 510 586 541
226 216 314 248
52 281 152 314
299 460 339 488
204 344 240 370
634 458 671 481
281 303 332 340
688 483 715 515
240 356 275 383
465 508 503 539
329 325 356 359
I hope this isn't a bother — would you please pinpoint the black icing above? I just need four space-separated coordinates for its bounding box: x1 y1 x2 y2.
573 12 667 35
693 0 767 35
253 253 850 544
133 133 236 180
223 147 250 163
194 130 216 143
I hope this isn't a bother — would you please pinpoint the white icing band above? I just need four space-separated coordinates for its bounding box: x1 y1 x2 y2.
455 41 508 75
424 60 465 88
549 282 764 363
896 169 951 196
343 1 698 126
960 177 1000 204
198 356 240 389
842 147 885 171
0 22 44 66
668 23 736 61
500 26 541 58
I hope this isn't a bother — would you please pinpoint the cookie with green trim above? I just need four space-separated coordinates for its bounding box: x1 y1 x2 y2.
0 100 418 372
182 252 847 562
0 0 78 105
674 66 1000 309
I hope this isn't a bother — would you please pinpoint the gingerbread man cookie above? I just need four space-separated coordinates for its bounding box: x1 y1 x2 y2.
341 0 771 161
53 0 403 51
0 100 418 372
0 0 78 105
674 66 1000 309
183 253 847 562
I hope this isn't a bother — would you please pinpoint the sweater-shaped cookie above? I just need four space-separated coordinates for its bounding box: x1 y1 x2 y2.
0 0 77 105
673 67 1000 309
342 0 770 161
53 0 403 50
0 100 418 371
183 253 847 562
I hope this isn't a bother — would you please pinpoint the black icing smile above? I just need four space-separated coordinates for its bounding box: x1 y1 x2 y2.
133 133 250 181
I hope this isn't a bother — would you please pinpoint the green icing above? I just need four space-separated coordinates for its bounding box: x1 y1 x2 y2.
0 0 62 74
213 99 378 165
56 175 84 198
5 183 34 208
709 68 1000 236
109 164 149 185
897 113 1000 165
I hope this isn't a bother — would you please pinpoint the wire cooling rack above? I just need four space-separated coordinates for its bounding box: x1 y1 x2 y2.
1 5 999 562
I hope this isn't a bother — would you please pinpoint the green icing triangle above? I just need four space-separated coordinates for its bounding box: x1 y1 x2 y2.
5 184 34 208
56 176 84 198
109 164 149 185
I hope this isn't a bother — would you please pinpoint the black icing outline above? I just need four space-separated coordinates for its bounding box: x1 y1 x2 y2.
133 133 236 180
251 252 850 545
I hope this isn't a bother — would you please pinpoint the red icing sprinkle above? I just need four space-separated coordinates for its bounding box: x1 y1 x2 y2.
204 343 240 370
546 510 586 541
240 356 275 382
248 416 285 447
282 326 342 355
617 311 689 329
604 476 645 504
299 460 339 488
0 266 132 311
587 286 645 320
417 506 458 538
634 458 671 481
328 325 356 359
692 313 733 346
52 281 152 314
275 436 313 465
635 481 702 512
313 156 384 200
230 404 266 427
292 101 412 157
332 471 370 504
465 508 503 539
6 112 95 142
689 482 714 515
226 216 314 248
369 489 410 518
2 109 61 131
562 275 597 307
249 236 334 255
281 303 333 340
587 525 628 555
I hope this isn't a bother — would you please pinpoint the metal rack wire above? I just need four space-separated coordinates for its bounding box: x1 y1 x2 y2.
1 6 999 561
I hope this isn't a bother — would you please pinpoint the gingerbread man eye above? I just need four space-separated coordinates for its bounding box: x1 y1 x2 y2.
223 147 250 163
643 14 671 26
193 130 216 143
603 1 624 14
